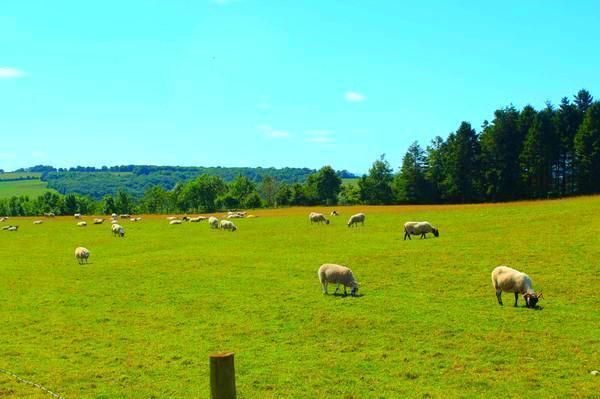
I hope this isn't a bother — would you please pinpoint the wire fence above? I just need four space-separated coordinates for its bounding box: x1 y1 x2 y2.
0 367 66 399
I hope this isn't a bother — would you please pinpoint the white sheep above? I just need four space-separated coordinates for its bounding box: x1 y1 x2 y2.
318 263 359 296
309 212 330 225
111 213 118 219
208 217 219 229
44 212 55 217
227 213 244 219
347 213 365 227
403 221 439 240
111 223 125 237
166 216 178 221
33 220 43 225
75 247 90 264
93 218 104 225
6 226 18 231
77 221 87 227
330 210 339 216
189 216 208 222
169 219 183 225
491 266 542 308
74 213 81 219
220 220 237 231
0 217 8 222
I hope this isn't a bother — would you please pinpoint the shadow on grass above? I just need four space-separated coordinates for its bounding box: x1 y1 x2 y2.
330 293 364 298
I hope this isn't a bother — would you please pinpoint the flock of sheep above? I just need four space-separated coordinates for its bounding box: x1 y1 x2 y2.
307 210 542 308
1 208 543 308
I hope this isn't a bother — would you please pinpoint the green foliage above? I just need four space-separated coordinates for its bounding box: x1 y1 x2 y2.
575 102 600 194
393 144 429 204
359 155 394 204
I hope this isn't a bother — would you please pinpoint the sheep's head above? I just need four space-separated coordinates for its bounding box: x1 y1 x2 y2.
350 285 359 296
325 219 330 225
524 292 542 308
433 228 439 237
232 226 237 231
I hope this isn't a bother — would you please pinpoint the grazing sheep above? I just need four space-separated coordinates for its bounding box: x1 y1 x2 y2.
93 218 104 225
347 213 365 227
120 214 130 219
309 212 330 225
208 217 219 229
227 213 244 219
166 216 178 221
75 247 90 265
182 216 190 222
129 218 138 222
111 213 118 219
220 220 237 231
331 210 339 216
33 220 43 225
5 226 18 231
228 211 246 217
74 213 82 219
0 217 7 222
77 221 87 227
44 212 55 217
169 219 183 225
111 224 125 237
318 263 359 296
491 266 542 308
189 216 208 222
403 221 439 240
134 217 142 221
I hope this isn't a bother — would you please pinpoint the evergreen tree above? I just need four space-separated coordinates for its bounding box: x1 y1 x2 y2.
554 97 582 195
574 89 594 113
443 122 481 203
312 165 342 205
393 143 429 203
575 103 600 194
358 155 394 204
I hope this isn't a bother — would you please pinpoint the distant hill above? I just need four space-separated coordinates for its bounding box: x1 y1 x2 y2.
22 165 357 200
0 172 58 199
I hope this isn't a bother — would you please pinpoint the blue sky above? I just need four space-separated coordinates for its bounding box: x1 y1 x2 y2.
1 1 599 174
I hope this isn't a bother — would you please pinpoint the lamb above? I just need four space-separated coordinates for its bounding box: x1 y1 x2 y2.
331 210 339 216
403 221 439 240
347 213 365 227
111 224 125 237
93 218 104 224
208 217 219 229
317 263 359 296
189 216 208 222
220 220 237 231
169 220 183 225
74 213 81 219
75 247 90 265
33 220 43 225
77 221 87 227
491 266 543 308
309 212 330 225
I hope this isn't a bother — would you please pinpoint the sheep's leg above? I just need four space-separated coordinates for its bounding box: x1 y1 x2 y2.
322 282 328 295
343 286 347 296
496 290 503 305
334 283 340 294
514 292 519 307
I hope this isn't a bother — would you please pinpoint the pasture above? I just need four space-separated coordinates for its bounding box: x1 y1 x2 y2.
0 197 599 398
0 178 55 199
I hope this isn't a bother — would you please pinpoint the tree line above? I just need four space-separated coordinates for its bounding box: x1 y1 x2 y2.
2 89 599 216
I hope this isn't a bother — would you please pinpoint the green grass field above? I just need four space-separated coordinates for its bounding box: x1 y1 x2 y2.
0 178 56 199
0 172 42 180
1 198 599 398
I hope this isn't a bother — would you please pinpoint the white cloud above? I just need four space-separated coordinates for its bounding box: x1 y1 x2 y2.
212 0 238 5
258 124 290 139
307 136 334 143
305 130 334 143
0 67 25 79
270 130 290 138
345 91 366 102
31 151 47 158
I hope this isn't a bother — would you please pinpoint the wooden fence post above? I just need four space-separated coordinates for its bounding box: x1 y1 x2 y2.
210 352 236 399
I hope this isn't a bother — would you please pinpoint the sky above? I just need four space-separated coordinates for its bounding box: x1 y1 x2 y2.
1 1 600 174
